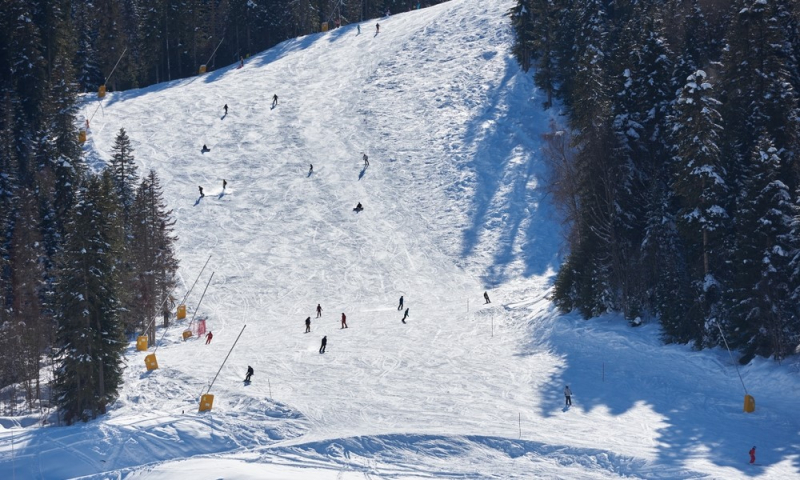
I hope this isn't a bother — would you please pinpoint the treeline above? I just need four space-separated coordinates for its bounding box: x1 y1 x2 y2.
509 0 800 362
1 2 179 421
7 0 445 94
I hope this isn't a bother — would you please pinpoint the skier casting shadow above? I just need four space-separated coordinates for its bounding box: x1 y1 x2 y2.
308 164 314 177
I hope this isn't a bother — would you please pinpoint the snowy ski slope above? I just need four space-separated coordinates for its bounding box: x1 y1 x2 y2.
1 0 799 478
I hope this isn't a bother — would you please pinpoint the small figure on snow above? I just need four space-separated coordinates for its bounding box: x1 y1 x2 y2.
272 94 278 108
223 179 227 190
309 164 314 174
201 144 210 153
749 446 756 464
239 56 244 68
363 153 369 167
354 202 363 212
205 331 213 344
484 291 491 304
319 336 327 353
305 316 311 333
316 303 322 318
245 365 254 382
564 385 572 406
357 24 361 34
398 295 404 311
341 312 348 329
376 23 380 34
199 186 205 197
402 307 409 323
224 104 228 115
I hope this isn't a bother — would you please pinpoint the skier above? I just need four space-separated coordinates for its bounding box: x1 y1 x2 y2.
272 94 278 107
398 295 404 310
223 179 227 190
341 312 348 329
201 144 210 153
357 24 361 34
224 104 228 115
316 303 322 318
319 336 327 353
199 186 205 197
354 202 363 212
305 316 311 333
749 446 756 464
309 164 314 174
376 23 380 34
484 291 491 304
245 365 254 382
363 153 369 167
239 56 244 68
402 307 409 323
564 385 572 406
205 331 213 344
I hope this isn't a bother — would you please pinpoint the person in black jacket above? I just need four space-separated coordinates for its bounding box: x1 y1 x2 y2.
319 336 327 353
245 366 254 382
305 316 311 333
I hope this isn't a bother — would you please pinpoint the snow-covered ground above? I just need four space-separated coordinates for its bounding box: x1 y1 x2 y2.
1 1 799 478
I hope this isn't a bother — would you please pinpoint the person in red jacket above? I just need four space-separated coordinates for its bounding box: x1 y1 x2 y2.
341 312 348 329
749 446 756 464
205 331 213 344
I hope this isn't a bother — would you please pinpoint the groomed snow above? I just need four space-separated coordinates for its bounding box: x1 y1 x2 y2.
1 1 798 478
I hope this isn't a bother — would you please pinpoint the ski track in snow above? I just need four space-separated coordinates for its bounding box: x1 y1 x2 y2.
1 1 798 479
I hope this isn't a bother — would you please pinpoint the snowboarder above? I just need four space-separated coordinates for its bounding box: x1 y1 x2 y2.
363 153 369 167
354 202 363 212
402 307 409 323
484 291 491 304
305 316 311 333
319 336 327 353
245 365 254 382
222 179 227 190
341 312 348 329
398 295 404 310
316 303 322 318
749 446 756 464
376 23 380 34
224 104 228 115
199 186 205 197
205 331 213 344
272 94 278 107
564 385 572 406
201 144 210 153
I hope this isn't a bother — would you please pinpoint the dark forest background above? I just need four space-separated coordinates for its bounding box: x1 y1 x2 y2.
510 0 800 363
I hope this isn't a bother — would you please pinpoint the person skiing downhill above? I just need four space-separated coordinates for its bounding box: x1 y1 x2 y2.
223 179 227 190
319 336 327 353
398 295 404 310
564 385 572 406
224 104 228 115
309 164 314 174
363 153 369 167
199 186 205 197
402 308 409 323
749 446 756 464
305 316 311 333
316 304 322 318
376 23 380 34
205 331 213 344
484 291 491 304
357 24 361 34
341 313 348 329
272 94 278 107
245 365 254 382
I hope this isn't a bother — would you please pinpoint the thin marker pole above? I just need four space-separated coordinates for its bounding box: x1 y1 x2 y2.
206 324 247 394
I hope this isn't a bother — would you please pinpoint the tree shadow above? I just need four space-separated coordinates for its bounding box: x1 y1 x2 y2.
520 312 800 476
457 55 560 285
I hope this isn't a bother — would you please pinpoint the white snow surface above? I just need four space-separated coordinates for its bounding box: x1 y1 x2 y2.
2 1 800 478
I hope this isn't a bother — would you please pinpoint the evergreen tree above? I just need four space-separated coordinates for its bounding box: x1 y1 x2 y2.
109 128 139 218
54 175 125 424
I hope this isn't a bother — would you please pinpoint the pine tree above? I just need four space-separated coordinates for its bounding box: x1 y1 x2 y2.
54 174 125 424
109 127 139 218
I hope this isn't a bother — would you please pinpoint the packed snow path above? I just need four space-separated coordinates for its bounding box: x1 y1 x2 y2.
1 1 798 478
